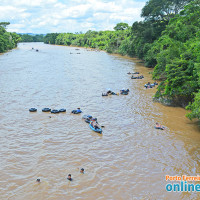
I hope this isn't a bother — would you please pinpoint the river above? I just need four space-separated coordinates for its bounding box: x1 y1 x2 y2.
0 42 200 200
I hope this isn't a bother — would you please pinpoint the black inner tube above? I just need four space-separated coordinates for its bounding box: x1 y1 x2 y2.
29 108 37 112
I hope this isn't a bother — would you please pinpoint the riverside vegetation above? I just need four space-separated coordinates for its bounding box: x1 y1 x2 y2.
1 0 200 120
0 22 20 53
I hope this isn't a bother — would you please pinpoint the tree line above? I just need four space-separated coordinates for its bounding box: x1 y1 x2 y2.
0 23 44 51
43 0 200 120
1 0 199 120
0 22 21 53
19 34 45 42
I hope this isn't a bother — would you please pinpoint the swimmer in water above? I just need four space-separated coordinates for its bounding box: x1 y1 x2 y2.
80 168 84 173
36 178 40 183
67 174 72 181
155 122 165 130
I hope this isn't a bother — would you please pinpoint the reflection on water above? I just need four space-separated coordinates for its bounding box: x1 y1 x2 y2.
0 43 200 200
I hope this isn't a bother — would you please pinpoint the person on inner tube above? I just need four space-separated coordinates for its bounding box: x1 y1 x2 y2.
94 123 100 129
90 119 99 129
106 90 112 95
76 108 82 113
155 122 165 130
93 119 100 129
90 120 94 127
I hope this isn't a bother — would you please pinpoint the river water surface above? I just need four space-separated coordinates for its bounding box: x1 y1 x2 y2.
0 43 200 200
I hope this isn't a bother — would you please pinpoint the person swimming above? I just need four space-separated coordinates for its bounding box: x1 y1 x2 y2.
80 168 84 173
67 174 72 181
36 178 40 183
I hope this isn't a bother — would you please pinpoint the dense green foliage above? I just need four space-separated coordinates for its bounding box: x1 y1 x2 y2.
43 0 200 120
149 0 200 119
0 22 21 53
43 33 60 44
19 34 44 42
0 1 198 119
44 28 131 53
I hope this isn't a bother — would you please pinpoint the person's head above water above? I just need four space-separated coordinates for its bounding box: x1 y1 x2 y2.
67 174 72 181
80 168 84 173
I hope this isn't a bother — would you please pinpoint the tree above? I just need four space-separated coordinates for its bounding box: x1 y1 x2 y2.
0 22 10 28
0 22 21 53
141 0 192 21
114 23 129 31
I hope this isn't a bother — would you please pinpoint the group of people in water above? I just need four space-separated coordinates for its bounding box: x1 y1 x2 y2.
127 71 165 129
127 71 159 89
131 75 144 79
31 47 39 52
128 72 144 79
67 168 85 181
127 72 139 75
36 168 85 183
30 66 165 187
144 82 158 89
102 88 130 96
83 115 101 130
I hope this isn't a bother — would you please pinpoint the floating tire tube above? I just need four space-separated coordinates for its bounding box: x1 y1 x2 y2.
121 92 128 95
42 108 51 112
29 108 37 112
51 109 60 114
82 115 92 119
59 108 66 112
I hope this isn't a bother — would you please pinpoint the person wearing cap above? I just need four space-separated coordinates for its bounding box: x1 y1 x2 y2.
80 168 84 173
67 174 72 181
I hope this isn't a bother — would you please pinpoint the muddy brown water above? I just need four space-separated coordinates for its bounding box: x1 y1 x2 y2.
0 43 200 200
